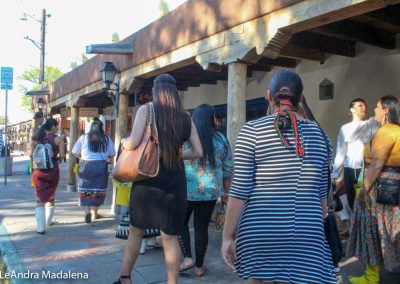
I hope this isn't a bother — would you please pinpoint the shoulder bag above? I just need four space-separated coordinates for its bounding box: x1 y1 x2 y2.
368 137 400 205
112 103 160 182
376 177 400 205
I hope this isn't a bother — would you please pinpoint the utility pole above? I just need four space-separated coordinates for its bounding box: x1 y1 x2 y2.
39 9 46 84
20 8 50 85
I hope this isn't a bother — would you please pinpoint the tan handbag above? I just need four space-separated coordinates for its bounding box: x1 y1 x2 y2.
112 103 160 182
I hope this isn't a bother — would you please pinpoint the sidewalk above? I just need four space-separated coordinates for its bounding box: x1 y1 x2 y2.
0 156 398 284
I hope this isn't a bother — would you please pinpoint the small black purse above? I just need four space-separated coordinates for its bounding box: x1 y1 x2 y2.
375 178 400 206
334 193 344 212
331 182 344 212
324 213 343 266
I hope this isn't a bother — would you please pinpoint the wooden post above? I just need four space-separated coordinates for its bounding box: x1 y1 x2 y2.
67 107 79 192
227 62 247 151
111 93 129 214
115 93 129 152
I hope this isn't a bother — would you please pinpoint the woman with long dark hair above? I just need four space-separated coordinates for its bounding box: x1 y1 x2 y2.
114 74 202 284
221 69 336 283
179 104 233 277
30 118 65 234
346 95 400 284
72 120 115 223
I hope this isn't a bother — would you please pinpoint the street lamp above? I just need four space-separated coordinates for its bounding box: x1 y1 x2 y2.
20 9 51 85
100 62 120 116
33 97 45 129
36 97 46 112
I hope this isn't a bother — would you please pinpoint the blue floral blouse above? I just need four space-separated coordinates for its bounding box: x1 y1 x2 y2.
184 132 233 201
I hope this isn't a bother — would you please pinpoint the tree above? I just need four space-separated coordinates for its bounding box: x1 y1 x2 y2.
81 54 89 62
70 34 116 71
112 32 120 43
70 53 89 70
70 61 78 69
159 0 170 16
19 66 64 112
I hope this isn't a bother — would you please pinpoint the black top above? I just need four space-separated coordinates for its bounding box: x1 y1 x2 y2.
130 113 192 235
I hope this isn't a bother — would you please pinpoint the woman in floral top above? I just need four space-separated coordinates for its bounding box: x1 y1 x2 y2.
179 104 233 277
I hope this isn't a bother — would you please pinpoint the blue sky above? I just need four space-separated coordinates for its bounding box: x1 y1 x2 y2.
0 0 187 123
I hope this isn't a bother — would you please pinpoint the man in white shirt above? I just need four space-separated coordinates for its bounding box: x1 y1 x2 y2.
332 98 379 234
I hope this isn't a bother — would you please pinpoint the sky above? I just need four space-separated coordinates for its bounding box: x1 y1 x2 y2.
0 0 187 124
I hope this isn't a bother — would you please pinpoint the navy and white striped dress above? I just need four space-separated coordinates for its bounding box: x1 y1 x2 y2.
230 115 336 283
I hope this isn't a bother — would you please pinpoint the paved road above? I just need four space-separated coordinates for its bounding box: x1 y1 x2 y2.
0 155 398 284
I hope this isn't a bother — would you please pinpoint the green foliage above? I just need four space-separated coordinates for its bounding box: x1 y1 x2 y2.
70 61 78 69
159 0 169 16
81 54 89 62
18 66 63 89
112 32 120 43
70 54 89 70
21 94 32 111
18 65 63 112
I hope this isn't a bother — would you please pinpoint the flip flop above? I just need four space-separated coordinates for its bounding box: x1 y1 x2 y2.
179 262 194 272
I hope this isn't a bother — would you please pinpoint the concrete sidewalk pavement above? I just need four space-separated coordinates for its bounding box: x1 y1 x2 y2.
0 156 241 284
0 156 399 284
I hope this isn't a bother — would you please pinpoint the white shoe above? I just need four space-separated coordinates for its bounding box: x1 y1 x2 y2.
35 207 46 234
146 237 162 248
45 206 55 226
140 240 146 254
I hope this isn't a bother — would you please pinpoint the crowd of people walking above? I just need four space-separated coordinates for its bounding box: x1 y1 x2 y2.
28 70 399 284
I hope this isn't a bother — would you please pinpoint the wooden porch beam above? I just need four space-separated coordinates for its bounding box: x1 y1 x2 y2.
313 19 396 49
126 78 146 94
259 57 298 68
369 6 400 29
280 45 324 63
247 63 272 73
289 32 356 57
352 15 400 33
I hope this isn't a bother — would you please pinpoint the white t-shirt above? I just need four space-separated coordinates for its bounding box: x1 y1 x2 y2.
331 117 379 179
72 134 115 161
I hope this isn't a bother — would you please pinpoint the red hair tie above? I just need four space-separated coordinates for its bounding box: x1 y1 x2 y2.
274 99 304 158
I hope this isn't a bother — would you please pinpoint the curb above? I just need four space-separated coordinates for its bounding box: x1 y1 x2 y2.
0 218 31 284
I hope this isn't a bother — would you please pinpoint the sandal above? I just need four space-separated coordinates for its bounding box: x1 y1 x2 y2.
84 213 91 224
92 213 102 220
195 266 205 277
179 260 194 272
112 275 131 284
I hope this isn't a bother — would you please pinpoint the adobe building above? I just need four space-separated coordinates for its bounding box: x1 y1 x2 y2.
42 0 400 193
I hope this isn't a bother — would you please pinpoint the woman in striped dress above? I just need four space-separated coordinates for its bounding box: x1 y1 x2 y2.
222 69 336 284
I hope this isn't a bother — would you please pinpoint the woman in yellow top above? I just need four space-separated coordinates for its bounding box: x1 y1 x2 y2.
346 95 400 284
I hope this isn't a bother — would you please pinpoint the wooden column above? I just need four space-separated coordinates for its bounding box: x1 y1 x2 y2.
115 93 129 151
67 107 79 192
111 93 129 214
227 62 247 151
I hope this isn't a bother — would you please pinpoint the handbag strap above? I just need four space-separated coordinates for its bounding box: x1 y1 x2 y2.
146 103 159 144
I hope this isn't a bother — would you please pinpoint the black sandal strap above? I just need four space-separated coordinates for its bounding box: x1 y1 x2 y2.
120 275 131 279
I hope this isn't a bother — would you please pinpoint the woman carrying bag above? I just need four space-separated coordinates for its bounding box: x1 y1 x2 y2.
113 74 202 284
346 95 400 284
30 118 65 234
